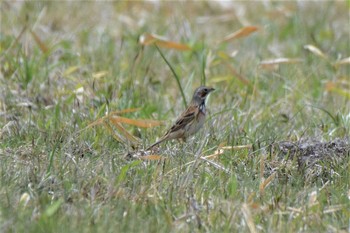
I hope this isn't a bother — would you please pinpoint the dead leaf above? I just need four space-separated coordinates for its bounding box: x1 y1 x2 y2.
139 33 191 51
220 26 258 43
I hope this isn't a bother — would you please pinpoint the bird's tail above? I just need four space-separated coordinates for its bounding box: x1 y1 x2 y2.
146 138 165 151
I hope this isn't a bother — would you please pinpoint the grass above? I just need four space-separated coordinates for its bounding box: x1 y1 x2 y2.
1 1 350 233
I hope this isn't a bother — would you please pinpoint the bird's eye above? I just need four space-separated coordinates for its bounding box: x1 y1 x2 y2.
204 88 208 92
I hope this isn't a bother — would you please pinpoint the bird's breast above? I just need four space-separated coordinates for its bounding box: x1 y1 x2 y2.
199 103 206 114
184 104 206 137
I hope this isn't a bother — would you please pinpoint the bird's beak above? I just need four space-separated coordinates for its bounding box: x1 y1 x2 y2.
209 87 215 92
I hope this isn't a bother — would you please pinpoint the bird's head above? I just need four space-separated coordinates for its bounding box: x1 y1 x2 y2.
192 86 215 104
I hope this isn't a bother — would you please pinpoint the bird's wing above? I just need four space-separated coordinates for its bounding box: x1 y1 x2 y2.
147 105 200 150
166 105 199 134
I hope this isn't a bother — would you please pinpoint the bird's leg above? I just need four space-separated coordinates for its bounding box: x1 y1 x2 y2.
175 137 186 151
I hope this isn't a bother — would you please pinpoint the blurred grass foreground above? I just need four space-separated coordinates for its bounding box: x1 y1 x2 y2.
0 1 349 233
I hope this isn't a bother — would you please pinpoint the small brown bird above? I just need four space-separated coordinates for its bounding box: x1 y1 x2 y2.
147 86 215 150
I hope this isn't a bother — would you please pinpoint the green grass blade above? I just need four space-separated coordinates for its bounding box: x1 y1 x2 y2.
155 45 187 107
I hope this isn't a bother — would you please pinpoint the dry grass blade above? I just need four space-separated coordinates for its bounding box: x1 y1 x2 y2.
203 149 225 160
108 118 140 144
217 142 227 149
200 157 231 174
19 192 31 208
139 33 191 51
103 121 126 143
221 26 258 43
166 144 251 175
86 109 153 128
86 117 106 128
63 66 79 77
303 44 327 59
204 144 252 160
325 82 350 99
85 108 155 144
308 191 318 207
30 29 49 53
334 57 350 67
2 25 26 57
259 58 303 69
164 143 243 177
139 155 164 161
0 121 19 139
155 40 191 51
92 71 109 79
224 62 250 85
259 172 276 195
323 205 346 214
210 76 233 84
139 33 167 45
109 115 162 128
241 203 257 233
109 108 141 115
74 86 84 102
286 207 303 214
260 154 265 180
221 145 252 150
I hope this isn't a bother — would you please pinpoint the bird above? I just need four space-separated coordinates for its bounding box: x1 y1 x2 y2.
146 86 215 150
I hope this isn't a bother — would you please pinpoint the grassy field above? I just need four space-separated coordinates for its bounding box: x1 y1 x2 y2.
1 1 350 232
